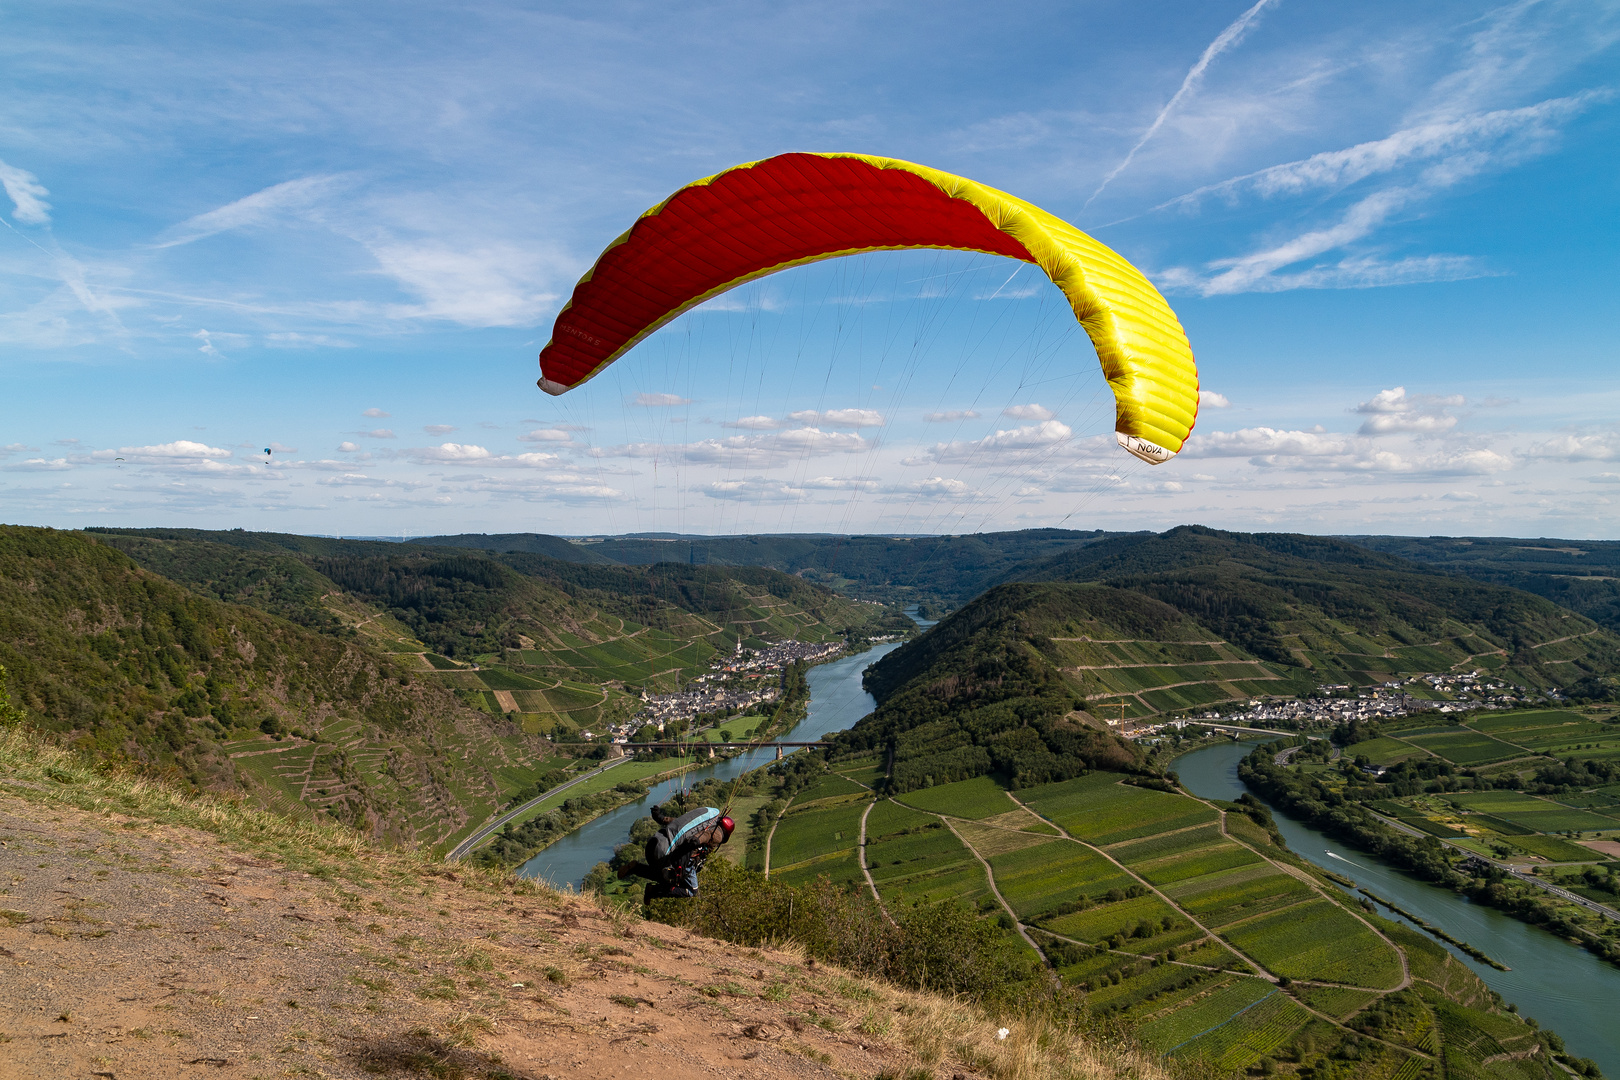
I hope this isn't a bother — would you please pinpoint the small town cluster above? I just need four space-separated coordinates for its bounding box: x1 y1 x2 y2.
614 638 845 740
1116 671 1568 736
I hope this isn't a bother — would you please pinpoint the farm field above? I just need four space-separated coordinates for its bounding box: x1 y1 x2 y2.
1038 893 1180 944
1134 977 1276 1053
988 840 1135 919
1398 729 1520 764
1019 773 1217 845
1450 791 1620 833
1173 864 1316 928
893 775 1016 819
1347 736 1426 765
831 756 887 788
867 823 991 906
768 802 866 871
1222 900 1403 988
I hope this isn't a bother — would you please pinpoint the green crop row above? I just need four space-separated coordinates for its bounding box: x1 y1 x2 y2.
893 774 1015 819
1222 900 1401 988
991 841 1134 918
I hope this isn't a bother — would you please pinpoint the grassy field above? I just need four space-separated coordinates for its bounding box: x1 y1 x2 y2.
832 756 888 788
1019 773 1218 845
1222 900 1403 988
1398 729 1521 764
1039 893 1181 944
989 841 1135 919
768 802 866 871
867 822 992 906
893 775 1016 819
792 771 870 803
1450 791 1620 833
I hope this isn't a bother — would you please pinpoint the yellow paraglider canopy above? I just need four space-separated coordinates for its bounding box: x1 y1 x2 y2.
538 153 1199 462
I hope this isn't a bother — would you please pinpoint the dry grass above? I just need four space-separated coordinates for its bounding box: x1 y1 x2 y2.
0 724 1175 1080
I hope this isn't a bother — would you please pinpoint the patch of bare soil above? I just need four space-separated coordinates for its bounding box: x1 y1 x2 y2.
0 793 913 1080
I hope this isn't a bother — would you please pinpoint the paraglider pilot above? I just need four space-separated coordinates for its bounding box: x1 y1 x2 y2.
618 803 733 900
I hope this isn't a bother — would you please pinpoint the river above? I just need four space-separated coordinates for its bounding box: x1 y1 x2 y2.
1174 739 1620 1074
517 633 914 890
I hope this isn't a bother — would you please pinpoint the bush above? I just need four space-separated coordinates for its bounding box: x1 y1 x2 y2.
654 859 1040 1004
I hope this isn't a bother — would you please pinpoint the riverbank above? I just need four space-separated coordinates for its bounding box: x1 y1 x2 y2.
518 638 909 889
1174 738 1620 1077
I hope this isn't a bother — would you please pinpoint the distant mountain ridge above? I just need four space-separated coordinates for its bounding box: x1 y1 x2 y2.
1345 533 1620 633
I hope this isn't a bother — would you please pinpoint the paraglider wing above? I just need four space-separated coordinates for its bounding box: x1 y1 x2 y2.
537 152 1199 462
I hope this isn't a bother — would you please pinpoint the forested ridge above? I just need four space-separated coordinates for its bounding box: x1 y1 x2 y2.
841 527 1620 797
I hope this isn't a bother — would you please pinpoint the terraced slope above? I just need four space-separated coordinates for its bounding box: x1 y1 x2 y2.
798 767 1575 1078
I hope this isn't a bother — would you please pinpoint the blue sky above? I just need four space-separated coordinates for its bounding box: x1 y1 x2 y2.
2 0 1617 538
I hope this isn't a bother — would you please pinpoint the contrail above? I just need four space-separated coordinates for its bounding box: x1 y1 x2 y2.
1085 0 1282 209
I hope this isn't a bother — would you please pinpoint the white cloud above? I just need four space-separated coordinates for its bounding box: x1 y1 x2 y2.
336 441 361 452
192 329 225 358
634 392 692 407
1198 391 1231 409
423 424 456 435
267 332 354 348
0 159 51 225
3 457 71 472
802 476 880 492
915 421 1075 465
368 240 565 326
1155 86 1613 296
1002 404 1054 421
0 443 32 458
408 442 491 462
887 476 975 500
265 442 298 453
406 442 560 468
600 427 868 468
156 175 347 248
1086 0 1282 206
702 478 807 502
1160 93 1611 214
924 409 980 422
1359 412 1459 435
1350 386 1466 435
723 416 780 430
786 408 885 428
363 408 391 418
93 440 233 462
1190 427 1352 458
1442 491 1481 501
517 428 574 443
1590 473 1620 485
364 428 396 439
1525 435 1619 461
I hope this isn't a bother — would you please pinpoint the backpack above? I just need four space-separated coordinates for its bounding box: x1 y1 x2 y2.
644 806 721 871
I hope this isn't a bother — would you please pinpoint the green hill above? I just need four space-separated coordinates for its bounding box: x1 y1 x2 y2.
427 528 1120 610
0 525 902 850
0 526 546 849
1009 526 1620 694
1346 533 1620 634
843 527 1620 794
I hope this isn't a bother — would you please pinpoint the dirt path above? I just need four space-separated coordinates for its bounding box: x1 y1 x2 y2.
934 816 1050 969
1197 800 1411 993
1002 793 1278 984
0 793 938 1080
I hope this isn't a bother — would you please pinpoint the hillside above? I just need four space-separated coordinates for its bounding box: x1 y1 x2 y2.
0 526 901 852
0 724 1168 1080
1347 534 1620 634
842 583 1174 792
842 528 1620 794
1008 526 1620 697
0 526 552 849
90 528 908 735
424 529 1121 610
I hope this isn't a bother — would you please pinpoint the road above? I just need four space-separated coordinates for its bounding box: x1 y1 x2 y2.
1368 809 1620 924
444 757 629 862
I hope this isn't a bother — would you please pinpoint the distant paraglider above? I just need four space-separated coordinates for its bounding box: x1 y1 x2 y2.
535 152 1199 463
